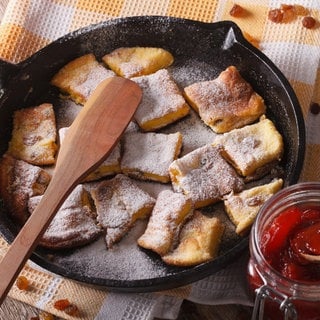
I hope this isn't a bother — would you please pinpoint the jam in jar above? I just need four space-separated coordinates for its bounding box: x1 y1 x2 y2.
247 182 320 320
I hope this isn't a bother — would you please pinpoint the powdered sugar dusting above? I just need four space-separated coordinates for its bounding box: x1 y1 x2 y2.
132 69 188 129
55 99 82 128
10 160 47 197
170 59 219 88
121 132 182 180
9 56 265 286
91 174 155 248
28 185 101 249
170 145 244 206
74 65 115 102
119 61 142 78
161 109 217 155
46 59 247 283
55 220 168 280
138 190 191 255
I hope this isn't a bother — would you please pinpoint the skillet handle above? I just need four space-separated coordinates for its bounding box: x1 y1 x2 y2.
0 59 18 91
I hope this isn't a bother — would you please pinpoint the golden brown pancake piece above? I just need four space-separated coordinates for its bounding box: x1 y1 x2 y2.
0 154 51 224
90 174 156 248
162 210 225 266
132 69 190 131
169 144 244 208
28 185 101 249
213 117 284 177
138 190 193 256
51 53 115 104
224 178 283 235
184 66 266 133
121 131 183 183
7 103 57 166
102 47 174 78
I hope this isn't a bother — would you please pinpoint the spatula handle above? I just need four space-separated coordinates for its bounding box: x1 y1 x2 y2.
0 77 142 304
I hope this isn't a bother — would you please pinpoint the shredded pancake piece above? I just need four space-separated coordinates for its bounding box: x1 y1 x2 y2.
213 117 284 178
224 178 283 235
169 144 244 208
102 47 174 78
28 185 101 249
162 210 225 266
183 66 266 133
90 174 156 248
51 53 115 105
0 154 51 224
7 103 57 166
138 189 193 256
132 69 190 131
121 131 183 183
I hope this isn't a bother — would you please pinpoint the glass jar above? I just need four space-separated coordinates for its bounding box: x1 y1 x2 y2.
247 182 320 320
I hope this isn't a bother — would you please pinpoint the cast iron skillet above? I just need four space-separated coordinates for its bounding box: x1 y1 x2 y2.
0 16 305 292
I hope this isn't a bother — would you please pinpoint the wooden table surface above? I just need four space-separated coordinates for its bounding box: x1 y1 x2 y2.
0 295 253 319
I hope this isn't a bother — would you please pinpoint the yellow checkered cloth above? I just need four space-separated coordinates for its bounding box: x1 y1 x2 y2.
0 0 319 319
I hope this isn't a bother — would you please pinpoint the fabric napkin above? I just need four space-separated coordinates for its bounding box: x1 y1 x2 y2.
0 0 319 319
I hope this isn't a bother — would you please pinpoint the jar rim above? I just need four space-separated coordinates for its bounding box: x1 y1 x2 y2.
251 182 320 296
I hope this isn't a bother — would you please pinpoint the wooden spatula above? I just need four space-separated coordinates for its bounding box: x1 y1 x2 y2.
0 76 142 305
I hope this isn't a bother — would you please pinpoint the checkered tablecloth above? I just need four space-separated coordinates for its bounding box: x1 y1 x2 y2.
0 1 319 319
